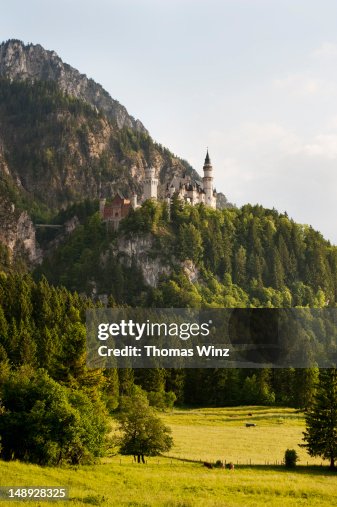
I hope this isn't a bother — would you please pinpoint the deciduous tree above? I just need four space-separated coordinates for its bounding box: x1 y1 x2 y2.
117 388 173 463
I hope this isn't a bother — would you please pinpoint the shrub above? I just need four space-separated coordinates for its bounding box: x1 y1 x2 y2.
284 449 299 468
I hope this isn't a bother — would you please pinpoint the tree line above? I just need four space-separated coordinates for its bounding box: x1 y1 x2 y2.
0 273 328 416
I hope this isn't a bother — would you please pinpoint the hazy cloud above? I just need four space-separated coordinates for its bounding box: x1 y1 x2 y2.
301 134 337 159
273 74 335 97
312 42 337 59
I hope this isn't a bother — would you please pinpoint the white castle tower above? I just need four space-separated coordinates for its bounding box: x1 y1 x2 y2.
143 166 158 201
203 150 216 209
131 191 138 209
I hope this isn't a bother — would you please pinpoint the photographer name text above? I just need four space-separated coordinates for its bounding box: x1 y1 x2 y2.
97 345 230 358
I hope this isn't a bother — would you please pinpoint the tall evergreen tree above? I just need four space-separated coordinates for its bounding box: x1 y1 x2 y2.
302 368 337 469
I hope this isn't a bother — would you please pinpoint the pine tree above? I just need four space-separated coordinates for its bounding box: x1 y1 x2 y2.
118 368 135 396
302 368 337 469
234 245 247 286
178 223 203 263
293 368 318 409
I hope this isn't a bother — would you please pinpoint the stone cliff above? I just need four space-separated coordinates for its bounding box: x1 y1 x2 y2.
0 197 41 266
115 234 171 287
113 234 199 288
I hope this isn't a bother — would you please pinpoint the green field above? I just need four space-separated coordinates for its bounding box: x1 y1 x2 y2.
0 407 335 507
160 406 325 465
1 459 336 506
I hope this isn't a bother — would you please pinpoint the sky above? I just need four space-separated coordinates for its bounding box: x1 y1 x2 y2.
1 0 337 242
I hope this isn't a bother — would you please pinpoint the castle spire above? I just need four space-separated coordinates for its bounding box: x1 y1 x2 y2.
205 148 211 165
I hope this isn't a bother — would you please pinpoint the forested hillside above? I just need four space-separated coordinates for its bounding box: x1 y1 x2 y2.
37 198 337 309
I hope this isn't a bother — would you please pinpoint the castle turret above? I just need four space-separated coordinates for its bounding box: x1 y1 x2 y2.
143 166 158 201
131 192 138 209
203 150 216 209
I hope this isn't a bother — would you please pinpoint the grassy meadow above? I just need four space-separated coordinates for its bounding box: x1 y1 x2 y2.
1 459 336 506
0 407 335 506
160 406 324 465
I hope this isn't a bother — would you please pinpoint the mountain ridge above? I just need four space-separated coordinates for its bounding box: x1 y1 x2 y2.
0 39 147 133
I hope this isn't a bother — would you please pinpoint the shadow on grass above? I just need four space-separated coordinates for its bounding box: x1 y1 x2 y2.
164 456 335 476
176 405 301 413
237 464 336 476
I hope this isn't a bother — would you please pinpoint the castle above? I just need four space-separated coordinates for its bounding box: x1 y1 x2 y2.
100 150 216 230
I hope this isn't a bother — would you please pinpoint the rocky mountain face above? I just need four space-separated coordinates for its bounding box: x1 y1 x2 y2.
0 196 41 267
115 234 172 287
0 40 147 133
0 40 231 269
0 77 197 212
